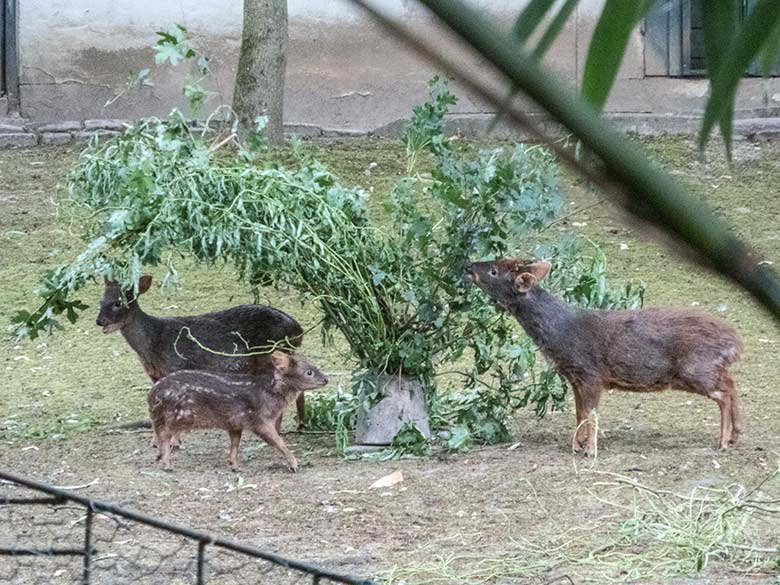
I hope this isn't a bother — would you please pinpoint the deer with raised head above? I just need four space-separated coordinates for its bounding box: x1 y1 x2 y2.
466 258 743 456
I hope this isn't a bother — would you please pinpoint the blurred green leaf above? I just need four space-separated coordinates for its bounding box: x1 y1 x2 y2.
581 0 655 111
701 0 780 151
701 0 739 154
512 0 554 45
758 21 780 77
533 0 578 60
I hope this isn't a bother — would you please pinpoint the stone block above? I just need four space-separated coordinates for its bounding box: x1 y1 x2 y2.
0 123 26 133
322 127 367 138
84 119 129 131
354 374 431 445
0 133 37 148
733 117 780 141
284 123 323 137
36 121 83 133
73 130 121 142
41 132 73 145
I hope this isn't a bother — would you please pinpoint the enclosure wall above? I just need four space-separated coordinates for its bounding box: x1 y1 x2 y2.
17 0 780 128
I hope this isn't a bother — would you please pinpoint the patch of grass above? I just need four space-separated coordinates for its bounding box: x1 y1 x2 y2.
382 468 780 584
2 136 780 444
1 411 97 441
580 469 780 581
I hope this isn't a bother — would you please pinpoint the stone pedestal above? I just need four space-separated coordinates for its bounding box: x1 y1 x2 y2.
354 374 431 445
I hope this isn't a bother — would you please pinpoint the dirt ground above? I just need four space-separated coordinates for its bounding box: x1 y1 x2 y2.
1 137 780 584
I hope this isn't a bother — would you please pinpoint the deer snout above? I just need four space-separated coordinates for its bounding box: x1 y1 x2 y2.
463 263 476 282
96 317 107 327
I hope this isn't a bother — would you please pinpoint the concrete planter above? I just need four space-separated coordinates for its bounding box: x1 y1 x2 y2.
354 374 431 446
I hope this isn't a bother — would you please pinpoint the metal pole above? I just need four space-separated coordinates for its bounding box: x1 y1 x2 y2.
3 0 18 113
0 471 376 585
82 507 94 585
196 541 206 585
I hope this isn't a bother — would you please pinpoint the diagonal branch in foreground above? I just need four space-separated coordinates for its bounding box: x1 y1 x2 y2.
347 0 780 322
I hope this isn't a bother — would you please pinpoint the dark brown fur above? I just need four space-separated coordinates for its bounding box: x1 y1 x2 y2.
148 352 327 472
96 276 307 429
466 258 743 455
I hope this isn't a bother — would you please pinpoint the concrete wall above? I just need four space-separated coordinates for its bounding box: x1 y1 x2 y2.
14 0 780 129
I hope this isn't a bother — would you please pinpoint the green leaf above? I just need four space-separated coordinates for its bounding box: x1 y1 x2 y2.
134 68 153 89
10 310 31 324
701 1 739 153
701 1 738 76
154 24 194 66
184 80 207 113
533 0 578 60
581 0 655 111
447 425 473 452
488 0 579 134
155 43 186 66
512 0 554 45
701 0 780 152
758 17 780 77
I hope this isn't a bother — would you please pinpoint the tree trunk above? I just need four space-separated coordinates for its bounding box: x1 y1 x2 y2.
233 0 287 145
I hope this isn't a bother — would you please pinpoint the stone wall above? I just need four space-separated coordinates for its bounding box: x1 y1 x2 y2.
9 0 780 133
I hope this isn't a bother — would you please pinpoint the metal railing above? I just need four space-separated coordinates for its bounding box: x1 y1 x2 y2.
0 470 376 585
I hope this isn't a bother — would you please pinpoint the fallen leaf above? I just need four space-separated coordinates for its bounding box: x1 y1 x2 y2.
369 470 404 489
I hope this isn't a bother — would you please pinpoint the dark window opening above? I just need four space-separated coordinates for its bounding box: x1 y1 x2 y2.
682 0 706 75
1 0 6 95
644 0 779 78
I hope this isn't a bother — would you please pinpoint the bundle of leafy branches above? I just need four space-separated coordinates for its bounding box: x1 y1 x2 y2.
11 74 643 449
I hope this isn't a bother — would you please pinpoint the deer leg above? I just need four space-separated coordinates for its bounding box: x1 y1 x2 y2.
170 432 182 450
295 392 306 430
571 387 589 452
150 420 162 460
715 396 732 451
254 424 298 472
157 429 174 471
720 372 741 446
580 388 602 458
228 429 242 470
707 377 733 451
150 420 159 449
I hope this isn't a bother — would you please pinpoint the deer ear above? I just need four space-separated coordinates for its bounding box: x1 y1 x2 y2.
513 272 538 293
527 261 551 281
138 275 153 295
271 351 290 373
103 276 110 286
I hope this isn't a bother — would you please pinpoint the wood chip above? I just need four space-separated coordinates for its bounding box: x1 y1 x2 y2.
369 470 404 489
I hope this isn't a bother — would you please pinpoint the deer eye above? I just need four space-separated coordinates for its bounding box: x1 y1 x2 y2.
305 369 313 377
488 267 498 277
113 300 122 308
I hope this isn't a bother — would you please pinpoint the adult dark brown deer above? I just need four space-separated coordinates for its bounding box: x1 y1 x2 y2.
148 352 328 472
465 258 743 456
96 275 307 430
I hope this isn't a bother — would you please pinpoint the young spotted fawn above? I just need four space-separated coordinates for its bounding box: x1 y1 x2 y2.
148 352 327 472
